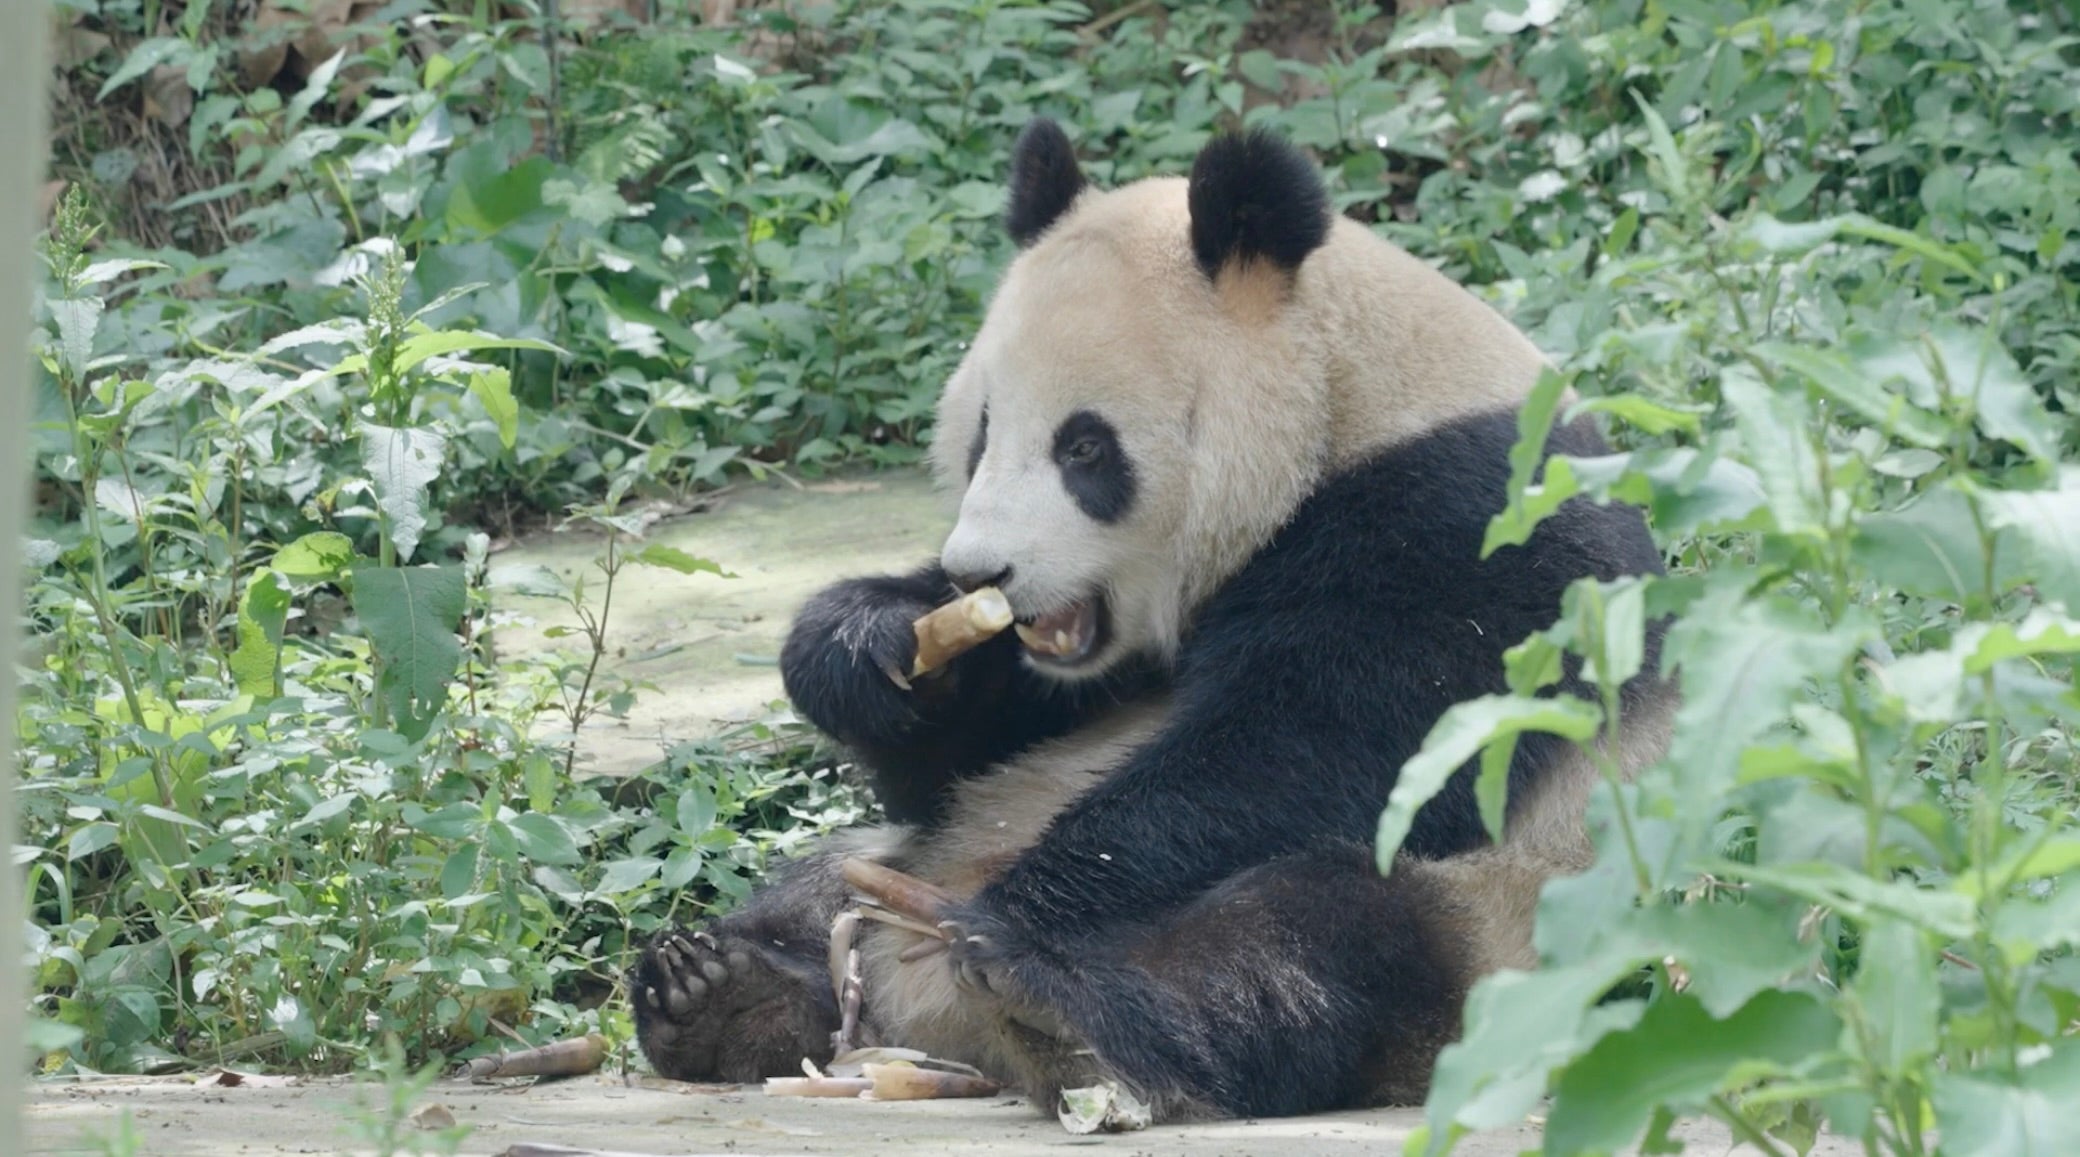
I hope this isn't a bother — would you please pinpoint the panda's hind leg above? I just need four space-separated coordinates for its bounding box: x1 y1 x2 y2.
629 838 882 1082
997 841 1481 1120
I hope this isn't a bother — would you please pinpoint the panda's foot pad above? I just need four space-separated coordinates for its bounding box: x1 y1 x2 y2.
631 928 832 1082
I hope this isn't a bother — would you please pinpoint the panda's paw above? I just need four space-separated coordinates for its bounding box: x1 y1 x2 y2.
941 913 1071 1041
628 927 834 1082
780 580 948 747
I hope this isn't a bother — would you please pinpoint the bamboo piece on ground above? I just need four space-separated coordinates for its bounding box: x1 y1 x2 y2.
860 1062 1002 1100
463 1033 607 1081
908 587 1013 679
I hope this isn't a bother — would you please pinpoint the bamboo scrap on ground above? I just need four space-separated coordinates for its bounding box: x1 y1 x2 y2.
463 1033 608 1082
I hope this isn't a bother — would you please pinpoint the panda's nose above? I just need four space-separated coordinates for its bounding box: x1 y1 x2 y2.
946 564 1012 594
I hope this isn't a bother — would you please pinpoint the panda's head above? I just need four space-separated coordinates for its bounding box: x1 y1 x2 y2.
930 120 1337 682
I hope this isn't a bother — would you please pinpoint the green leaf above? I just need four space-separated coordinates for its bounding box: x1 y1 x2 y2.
1853 486 2018 607
48 298 104 383
1722 369 1823 538
391 329 565 376
1417 957 1656 1154
631 544 734 578
469 368 519 451
350 565 467 742
359 422 446 563
97 37 190 100
1740 212 1981 280
1567 394 1703 437
1378 694 1603 869
508 813 582 866
1663 591 1869 802
1623 899 1823 1019
68 821 120 860
1544 990 1842 1156
439 844 480 901
596 857 664 894
228 570 292 697
272 532 356 583
1483 367 1575 554
1846 920 1938 1071
1714 859 1976 938
1629 90 1690 203
1979 468 2080 614
1756 342 1949 448
1931 1041 2080 1157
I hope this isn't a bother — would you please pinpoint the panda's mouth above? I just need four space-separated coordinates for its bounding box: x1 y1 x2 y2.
1013 598 1106 667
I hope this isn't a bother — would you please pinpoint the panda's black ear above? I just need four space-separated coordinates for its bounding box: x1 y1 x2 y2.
1006 118 1086 247
1187 127 1330 281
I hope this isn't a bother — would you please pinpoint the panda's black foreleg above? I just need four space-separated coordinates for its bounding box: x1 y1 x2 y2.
627 846 856 1082
779 562 1158 826
945 841 1472 1120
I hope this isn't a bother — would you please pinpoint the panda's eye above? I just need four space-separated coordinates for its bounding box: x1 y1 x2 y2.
1062 437 1103 466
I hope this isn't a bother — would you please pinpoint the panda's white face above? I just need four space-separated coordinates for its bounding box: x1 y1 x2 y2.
936 229 1199 681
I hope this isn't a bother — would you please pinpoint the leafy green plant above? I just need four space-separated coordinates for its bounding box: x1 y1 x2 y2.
1367 3 2079 1154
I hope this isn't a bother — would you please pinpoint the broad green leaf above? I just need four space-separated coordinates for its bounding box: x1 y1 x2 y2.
78 258 168 286
392 329 564 375
1567 447 1768 536
1722 369 1824 538
1567 394 1704 437
228 570 292 697
1482 366 1573 554
1925 325 2056 463
1740 212 1980 280
1960 611 2080 672
68 821 120 861
440 844 480 901
92 478 146 523
1417 957 1655 1154
469 368 519 451
595 857 664 894
1378 694 1602 868
1624 899 1822 1018
1979 468 2080 613
1662 591 1869 802
1629 90 1690 203
1756 342 1949 448
1853 486 2019 607
1846 920 1938 1071
508 813 583 867
358 422 446 563
97 37 190 99
1714 859 1976 938
48 297 104 383
631 544 734 577
350 565 466 742
1962 837 2080 901
272 532 355 583
1545 990 1841 1156
1931 1042 2080 1157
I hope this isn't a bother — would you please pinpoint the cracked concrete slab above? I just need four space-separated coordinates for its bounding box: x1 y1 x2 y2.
25 1072 1857 1157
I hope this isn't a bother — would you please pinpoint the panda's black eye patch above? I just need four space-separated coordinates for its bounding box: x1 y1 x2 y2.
967 406 989 480
1052 409 1135 523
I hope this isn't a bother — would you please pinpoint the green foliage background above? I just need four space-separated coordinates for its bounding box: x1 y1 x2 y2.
21 1 2080 1154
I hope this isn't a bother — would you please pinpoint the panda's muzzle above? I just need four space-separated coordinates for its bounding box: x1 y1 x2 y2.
1013 597 1105 667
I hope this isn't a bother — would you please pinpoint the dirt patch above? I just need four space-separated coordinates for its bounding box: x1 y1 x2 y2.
484 467 951 775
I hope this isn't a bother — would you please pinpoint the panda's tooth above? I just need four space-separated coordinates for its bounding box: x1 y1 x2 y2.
1015 623 1047 651
1055 629 1073 652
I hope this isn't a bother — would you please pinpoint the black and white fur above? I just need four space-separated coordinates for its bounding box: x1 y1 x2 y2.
628 118 1674 1121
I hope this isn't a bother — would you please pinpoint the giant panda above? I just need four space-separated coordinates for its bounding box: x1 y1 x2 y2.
627 118 1676 1123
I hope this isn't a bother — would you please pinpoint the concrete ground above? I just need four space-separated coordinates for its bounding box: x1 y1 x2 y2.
25 1071 1857 1156
485 468 952 776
